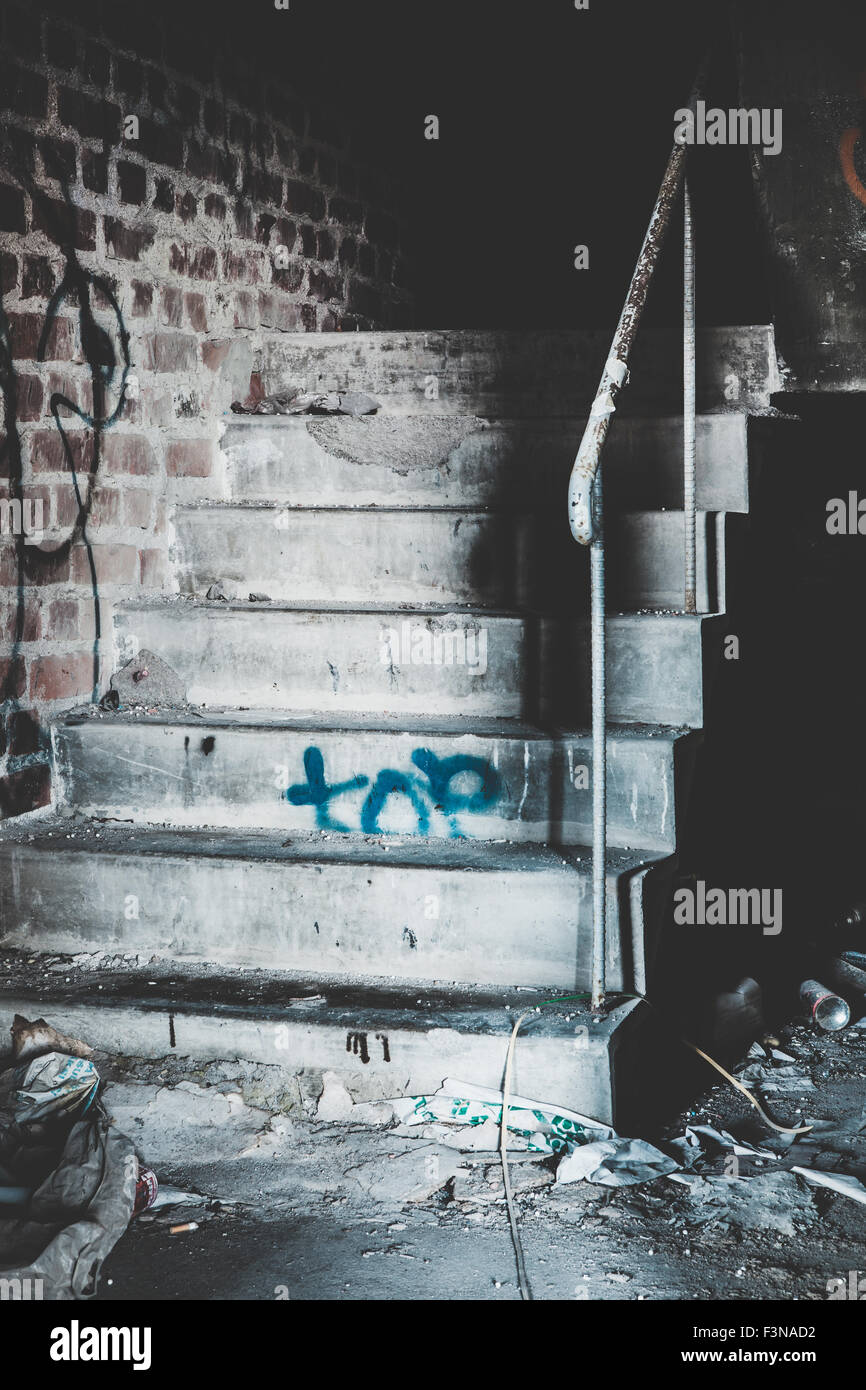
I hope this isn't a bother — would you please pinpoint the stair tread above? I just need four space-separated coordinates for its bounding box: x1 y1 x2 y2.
59 706 695 740
0 946 631 1028
3 819 669 875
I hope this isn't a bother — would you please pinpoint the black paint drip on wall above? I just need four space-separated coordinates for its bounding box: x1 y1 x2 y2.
0 145 130 763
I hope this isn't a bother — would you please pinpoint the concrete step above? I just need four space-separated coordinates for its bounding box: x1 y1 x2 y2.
0 822 671 995
259 326 779 417
220 412 749 513
174 505 539 608
173 503 737 614
55 711 698 853
0 950 670 1127
607 511 744 613
113 602 724 727
543 612 730 729
114 600 530 717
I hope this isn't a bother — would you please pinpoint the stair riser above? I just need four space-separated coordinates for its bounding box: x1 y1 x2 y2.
608 512 743 613
542 615 727 728
0 988 649 1126
114 607 717 725
174 506 735 613
175 508 541 608
55 721 690 851
260 327 778 416
0 844 640 992
113 607 528 716
221 413 749 513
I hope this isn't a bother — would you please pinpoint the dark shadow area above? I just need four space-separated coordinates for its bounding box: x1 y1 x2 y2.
654 397 866 1044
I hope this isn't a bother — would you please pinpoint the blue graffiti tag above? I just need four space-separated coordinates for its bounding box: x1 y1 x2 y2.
360 771 431 835
284 746 503 837
285 747 369 831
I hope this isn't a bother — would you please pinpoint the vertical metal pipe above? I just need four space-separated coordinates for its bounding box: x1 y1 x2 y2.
590 468 606 1010
683 177 697 615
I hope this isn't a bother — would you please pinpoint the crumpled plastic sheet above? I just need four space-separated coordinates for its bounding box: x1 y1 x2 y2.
556 1137 678 1187
382 1081 787 1190
0 1053 137 1300
389 1078 614 1156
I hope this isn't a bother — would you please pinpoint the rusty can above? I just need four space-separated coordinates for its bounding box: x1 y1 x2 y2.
132 1166 159 1217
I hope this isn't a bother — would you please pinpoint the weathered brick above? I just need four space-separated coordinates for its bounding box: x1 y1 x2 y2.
30 428 95 473
339 236 357 267
177 191 197 224
146 333 198 373
57 88 121 142
243 166 283 207
154 178 174 213
123 490 153 529
0 765 51 819
6 708 42 757
8 312 74 361
103 433 157 476
0 656 26 701
89 486 123 528
16 374 43 421
136 117 183 169
131 280 153 316
140 547 169 587
0 183 26 234
284 180 326 220
272 261 304 294
82 149 108 195
118 161 147 205
104 217 156 261
308 267 339 302
1 594 41 642
22 255 53 299
166 438 214 477
204 193 226 220
300 223 317 257
328 195 363 227
32 195 96 251
317 228 336 261
40 138 77 184
184 292 207 332
85 542 139 586
188 246 218 280
30 652 93 702
1 252 17 294
223 248 261 283
234 202 254 239
160 286 183 327
258 293 301 332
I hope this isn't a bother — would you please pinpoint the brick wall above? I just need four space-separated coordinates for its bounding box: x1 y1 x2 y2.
0 0 414 818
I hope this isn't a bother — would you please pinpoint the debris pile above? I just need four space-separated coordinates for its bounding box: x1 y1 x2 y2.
231 387 380 417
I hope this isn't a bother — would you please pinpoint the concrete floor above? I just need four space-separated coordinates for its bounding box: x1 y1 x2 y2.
88 1021 866 1303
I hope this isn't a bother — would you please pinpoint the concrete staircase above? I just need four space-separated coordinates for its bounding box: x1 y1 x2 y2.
0 327 780 1125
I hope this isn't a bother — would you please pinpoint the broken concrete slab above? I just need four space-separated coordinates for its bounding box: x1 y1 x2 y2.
110 650 186 707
